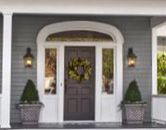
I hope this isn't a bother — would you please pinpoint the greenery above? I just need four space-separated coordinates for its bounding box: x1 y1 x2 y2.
124 80 142 103
157 52 166 77
102 49 113 79
68 57 92 83
158 76 166 94
20 80 39 104
157 52 166 94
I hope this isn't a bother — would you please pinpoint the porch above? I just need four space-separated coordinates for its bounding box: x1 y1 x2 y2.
0 1 166 129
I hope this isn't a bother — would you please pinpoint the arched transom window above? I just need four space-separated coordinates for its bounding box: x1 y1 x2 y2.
46 30 113 42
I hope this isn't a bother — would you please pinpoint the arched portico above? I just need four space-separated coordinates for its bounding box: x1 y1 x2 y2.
37 21 124 123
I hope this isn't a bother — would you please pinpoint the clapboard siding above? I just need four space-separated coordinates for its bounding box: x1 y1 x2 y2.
11 15 152 122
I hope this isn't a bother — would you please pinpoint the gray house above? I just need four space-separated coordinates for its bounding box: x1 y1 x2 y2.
0 0 166 129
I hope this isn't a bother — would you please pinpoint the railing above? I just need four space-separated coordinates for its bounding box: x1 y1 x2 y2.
152 95 166 124
0 94 1 125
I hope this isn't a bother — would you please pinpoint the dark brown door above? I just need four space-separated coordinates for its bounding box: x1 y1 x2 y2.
64 47 95 120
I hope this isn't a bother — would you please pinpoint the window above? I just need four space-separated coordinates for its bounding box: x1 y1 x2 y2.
157 37 166 94
46 31 113 42
102 48 114 94
44 48 57 94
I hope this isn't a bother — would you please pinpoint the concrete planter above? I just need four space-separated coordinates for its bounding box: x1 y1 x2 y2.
18 103 42 125
123 103 147 124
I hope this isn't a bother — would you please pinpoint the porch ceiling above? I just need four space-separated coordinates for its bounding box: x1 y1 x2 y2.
1 0 166 16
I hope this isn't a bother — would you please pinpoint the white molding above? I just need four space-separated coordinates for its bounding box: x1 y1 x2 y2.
37 21 124 123
37 21 124 45
152 27 158 95
1 14 12 128
95 46 102 121
152 21 166 95
1 0 166 16
152 119 166 125
58 45 65 122
151 22 166 124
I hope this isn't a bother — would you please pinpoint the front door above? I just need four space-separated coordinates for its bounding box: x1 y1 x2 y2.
64 47 95 120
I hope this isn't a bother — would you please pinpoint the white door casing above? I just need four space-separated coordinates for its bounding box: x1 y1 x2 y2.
37 21 124 123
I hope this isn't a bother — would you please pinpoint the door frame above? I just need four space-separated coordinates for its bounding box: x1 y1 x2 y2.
37 21 124 123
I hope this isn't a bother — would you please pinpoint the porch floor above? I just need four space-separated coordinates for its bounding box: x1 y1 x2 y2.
10 122 166 129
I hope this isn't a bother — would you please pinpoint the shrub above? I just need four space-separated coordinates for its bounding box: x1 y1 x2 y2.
158 76 166 94
20 79 39 104
157 52 166 77
124 80 142 103
157 52 166 94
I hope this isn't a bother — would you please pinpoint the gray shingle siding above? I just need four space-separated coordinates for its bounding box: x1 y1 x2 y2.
10 15 152 122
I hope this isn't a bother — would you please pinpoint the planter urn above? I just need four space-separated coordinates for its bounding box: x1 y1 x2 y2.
123 103 147 124
18 103 42 125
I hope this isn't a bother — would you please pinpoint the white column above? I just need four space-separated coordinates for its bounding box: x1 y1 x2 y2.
152 28 158 95
95 46 102 121
58 45 65 122
1 13 12 128
116 44 123 122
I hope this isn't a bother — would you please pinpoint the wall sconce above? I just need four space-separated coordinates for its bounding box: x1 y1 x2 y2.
127 48 137 67
23 48 34 68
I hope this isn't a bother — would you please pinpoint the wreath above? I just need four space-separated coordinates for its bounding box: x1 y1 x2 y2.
68 57 92 83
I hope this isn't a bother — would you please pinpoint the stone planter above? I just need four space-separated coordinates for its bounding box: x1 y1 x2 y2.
123 103 147 124
18 103 42 125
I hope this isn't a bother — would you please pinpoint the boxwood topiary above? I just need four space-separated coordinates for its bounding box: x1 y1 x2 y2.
124 80 142 103
20 79 39 104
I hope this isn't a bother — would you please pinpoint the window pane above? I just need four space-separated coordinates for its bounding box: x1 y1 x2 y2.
157 37 166 94
102 49 114 94
46 31 113 42
45 48 57 94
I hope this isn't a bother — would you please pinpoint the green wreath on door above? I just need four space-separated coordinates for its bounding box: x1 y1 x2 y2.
68 57 92 83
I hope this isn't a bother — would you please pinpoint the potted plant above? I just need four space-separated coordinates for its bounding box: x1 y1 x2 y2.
18 79 43 124
122 80 146 124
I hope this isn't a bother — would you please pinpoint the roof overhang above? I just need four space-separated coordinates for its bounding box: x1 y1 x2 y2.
1 0 166 16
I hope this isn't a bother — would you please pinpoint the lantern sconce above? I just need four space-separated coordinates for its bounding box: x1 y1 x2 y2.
127 48 137 67
23 48 34 68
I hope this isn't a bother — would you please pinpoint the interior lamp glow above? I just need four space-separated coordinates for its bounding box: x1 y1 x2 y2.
127 48 137 67
23 48 34 68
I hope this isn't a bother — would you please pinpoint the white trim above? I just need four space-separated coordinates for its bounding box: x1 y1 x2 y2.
37 21 124 123
151 22 166 124
152 27 158 95
152 119 166 125
58 45 65 122
116 43 123 122
37 21 124 45
95 46 102 121
1 0 166 16
152 22 166 95
1 13 13 128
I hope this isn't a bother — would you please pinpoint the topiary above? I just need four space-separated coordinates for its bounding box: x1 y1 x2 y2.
124 80 142 103
20 79 39 104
